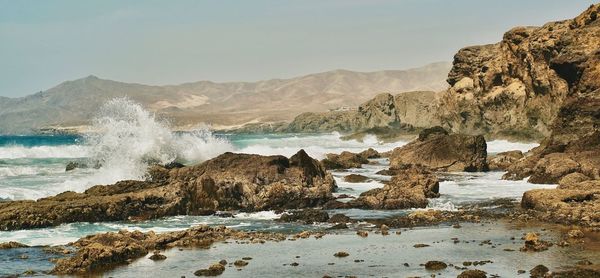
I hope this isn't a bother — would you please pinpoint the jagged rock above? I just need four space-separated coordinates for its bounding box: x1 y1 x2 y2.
328 214 351 223
389 127 488 172
359 148 380 159
488 150 524 171
343 174 369 183
321 151 369 170
51 225 287 274
520 233 552 252
348 164 439 209
0 150 336 231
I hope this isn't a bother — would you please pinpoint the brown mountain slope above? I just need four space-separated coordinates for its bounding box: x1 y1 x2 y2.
0 62 451 133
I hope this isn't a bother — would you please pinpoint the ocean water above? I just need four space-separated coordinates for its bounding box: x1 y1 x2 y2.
0 99 558 276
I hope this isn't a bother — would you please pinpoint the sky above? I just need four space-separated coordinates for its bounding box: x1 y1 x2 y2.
0 0 596 97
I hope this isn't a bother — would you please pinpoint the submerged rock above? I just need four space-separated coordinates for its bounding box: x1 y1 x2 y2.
194 263 226 276
424 260 447 270
0 150 336 231
389 127 488 172
343 174 369 183
457 269 487 278
278 209 329 224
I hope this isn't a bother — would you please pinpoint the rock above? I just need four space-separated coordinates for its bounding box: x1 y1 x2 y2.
389 127 488 172
359 148 381 159
0 150 336 231
424 261 447 270
356 231 368 237
328 214 351 223
520 233 552 252
321 151 369 170
487 150 524 171
218 260 227 265
234 260 248 267
242 257 252 260
334 251 349 257
348 164 439 209
343 174 369 183
51 225 287 274
551 267 600 277
529 265 549 278
148 251 167 261
413 244 430 248
0 241 28 249
194 263 226 276
278 209 329 224
457 269 487 278
567 229 584 239
65 161 85 171
380 224 389 235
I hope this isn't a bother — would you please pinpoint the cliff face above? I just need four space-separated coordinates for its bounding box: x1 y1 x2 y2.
437 4 600 140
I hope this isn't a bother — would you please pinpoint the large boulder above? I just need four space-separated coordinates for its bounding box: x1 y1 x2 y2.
321 151 369 170
348 164 439 209
389 127 488 172
0 150 336 231
487 150 524 171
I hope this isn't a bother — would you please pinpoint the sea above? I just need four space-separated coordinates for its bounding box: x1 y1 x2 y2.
2 99 578 277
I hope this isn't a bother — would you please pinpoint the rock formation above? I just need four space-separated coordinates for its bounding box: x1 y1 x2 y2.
347 164 440 209
321 151 369 170
0 150 336 231
51 225 288 274
389 127 488 172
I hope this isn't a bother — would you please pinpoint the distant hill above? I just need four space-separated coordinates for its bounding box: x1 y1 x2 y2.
0 62 451 133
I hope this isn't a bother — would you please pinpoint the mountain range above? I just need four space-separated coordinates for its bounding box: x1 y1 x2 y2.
0 62 451 134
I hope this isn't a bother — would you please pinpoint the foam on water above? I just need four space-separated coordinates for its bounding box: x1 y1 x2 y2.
486 140 538 153
0 145 89 159
234 133 405 160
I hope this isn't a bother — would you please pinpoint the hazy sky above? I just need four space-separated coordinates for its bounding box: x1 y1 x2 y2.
0 0 596 97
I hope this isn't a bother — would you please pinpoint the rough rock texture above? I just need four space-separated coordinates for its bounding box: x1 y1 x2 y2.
487 150 524 171
348 164 440 209
51 225 288 274
0 241 29 249
389 127 488 172
286 91 439 133
321 151 369 170
457 269 487 278
0 150 336 231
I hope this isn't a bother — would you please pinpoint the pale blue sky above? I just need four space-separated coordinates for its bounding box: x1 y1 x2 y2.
0 0 596 97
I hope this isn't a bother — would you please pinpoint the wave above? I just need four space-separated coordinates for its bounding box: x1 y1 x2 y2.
0 145 89 159
486 140 539 153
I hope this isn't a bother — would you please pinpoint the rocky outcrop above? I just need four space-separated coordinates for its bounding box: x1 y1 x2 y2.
389 127 488 172
0 150 336 231
52 225 288 274
437 4 600 141
347 164 439 209
321 151 369 170
488 150 524 171
286 91 438 133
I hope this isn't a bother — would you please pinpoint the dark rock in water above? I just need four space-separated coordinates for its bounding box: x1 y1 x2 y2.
529 264 549 278
424 260 447 270
343 174 369 183
457 269 487 278
328 214 351 223
348 164 439 209
333 251 349 257
65 161 87 171
149 251 167 261
234 260 248 267
321 151 369 170
278 209 329 224
328 223 348 230
163 161 185 169
359 148 380 159
194 263 226 276
413 244 430 248
218 260 227 266
0 241 29 249
551 267 600 277
390 127 488 172
0 150 336 231
213 211 234 218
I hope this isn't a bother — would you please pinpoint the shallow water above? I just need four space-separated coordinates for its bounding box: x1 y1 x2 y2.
103 221 600 277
